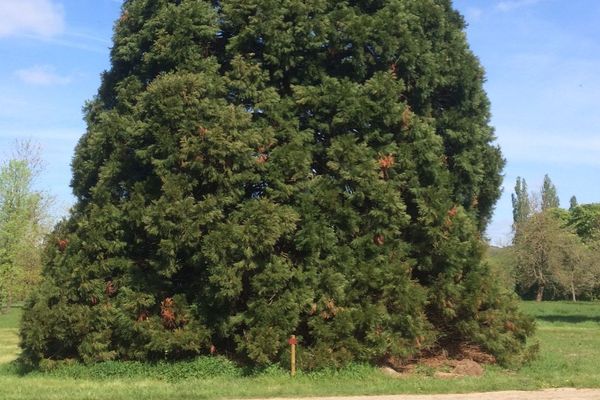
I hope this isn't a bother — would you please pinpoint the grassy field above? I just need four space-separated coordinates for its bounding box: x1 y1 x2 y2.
0 301 599 399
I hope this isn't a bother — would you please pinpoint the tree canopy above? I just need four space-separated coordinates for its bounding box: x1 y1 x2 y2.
512 177 530 229
511 176 600 301
0 142 51 313
541 174 559 211
513 211 596 302
20 0 533 369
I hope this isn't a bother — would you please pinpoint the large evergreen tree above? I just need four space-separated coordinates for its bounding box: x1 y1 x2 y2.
20 0 533 368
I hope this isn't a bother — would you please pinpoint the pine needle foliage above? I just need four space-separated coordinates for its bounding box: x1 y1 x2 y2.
20 0 534 369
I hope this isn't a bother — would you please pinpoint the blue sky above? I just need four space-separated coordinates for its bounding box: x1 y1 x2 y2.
454 0 600 244
0 0 119 214
1 0 599 245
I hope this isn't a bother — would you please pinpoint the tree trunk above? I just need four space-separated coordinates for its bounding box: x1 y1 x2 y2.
571 280 577 302
536 285 544 302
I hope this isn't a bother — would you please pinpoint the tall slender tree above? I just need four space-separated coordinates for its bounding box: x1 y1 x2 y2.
20 0 534 368
541 174 559 211
569 196 578 211
512 177 531 230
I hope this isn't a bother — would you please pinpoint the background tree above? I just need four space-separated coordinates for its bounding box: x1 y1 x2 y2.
20 0 534 369
510 176 600 301
550 230 597 302
0 141 52 312
514 212 564 301
569 196 578 211
512 177 531 230
567 204 600 244
513 197 599 302
485 245 516 291
541 174 559 211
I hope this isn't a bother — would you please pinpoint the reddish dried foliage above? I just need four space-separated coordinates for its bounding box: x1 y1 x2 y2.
447 206 458 218
105 281 117 297
161 297 177 329
57 239 69 252
389 63 398 79
197 126 208 137
320 298 340 320
256 153 268 164
378 155 395 171
137 310 149 322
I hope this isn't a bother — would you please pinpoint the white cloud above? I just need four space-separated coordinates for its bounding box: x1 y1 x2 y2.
496 0 544 12
15 65 71 86
0 0 65 38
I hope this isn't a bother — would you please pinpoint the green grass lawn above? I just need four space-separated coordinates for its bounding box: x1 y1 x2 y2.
1 301 599 400
0 306 20 365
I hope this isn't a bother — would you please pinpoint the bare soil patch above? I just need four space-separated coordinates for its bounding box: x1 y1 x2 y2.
382 343 492 378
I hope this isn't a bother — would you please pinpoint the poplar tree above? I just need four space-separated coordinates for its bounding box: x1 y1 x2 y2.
541 174 559 211
512 177 530 229
20 0 534 368
569 196 578 211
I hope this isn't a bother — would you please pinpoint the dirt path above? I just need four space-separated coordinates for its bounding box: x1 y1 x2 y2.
248 388 600 400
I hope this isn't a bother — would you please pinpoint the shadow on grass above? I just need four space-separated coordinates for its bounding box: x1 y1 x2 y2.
536 315 600 324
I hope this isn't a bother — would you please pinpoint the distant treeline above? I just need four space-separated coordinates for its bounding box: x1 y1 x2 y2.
487 175 600 301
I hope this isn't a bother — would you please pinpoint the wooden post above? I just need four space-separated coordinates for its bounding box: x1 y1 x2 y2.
288 335 297 377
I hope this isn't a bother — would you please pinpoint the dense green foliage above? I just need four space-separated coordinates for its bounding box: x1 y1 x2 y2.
3 303 600 399
0 146 50 313
484 246 516 292
510 176 600 301
540 174 559 211
511 177 531 229
569 196 578 211
513 211 597 302
20 0 533 368
567 204 600 244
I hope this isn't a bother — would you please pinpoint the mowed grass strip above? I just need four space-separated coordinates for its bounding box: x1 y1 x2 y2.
0 302 599 400
0 329 19 364
514 301 600 388
0 307 20 364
